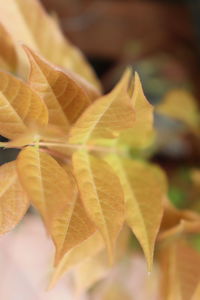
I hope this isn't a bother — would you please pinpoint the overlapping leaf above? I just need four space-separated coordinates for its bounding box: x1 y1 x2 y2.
0 23 17 72
69 69 135 144
24 47 100 131
0 0 101 89
118 72 154 149
72 150 125 262
105 156 167 271
49 232 104 289
0 161 29 234
0 70 48 139
159 238 200 300
16 146 96 262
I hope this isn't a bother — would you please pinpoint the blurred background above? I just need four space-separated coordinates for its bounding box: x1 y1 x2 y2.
41 0 200 97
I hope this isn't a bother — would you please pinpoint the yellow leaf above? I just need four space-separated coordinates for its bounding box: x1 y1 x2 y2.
159 199 200 241
69 69 135 144
105 156 167 271
16 146 96 262
0 70 48 140
24 47 100 131
0 23 17 72
118 72 154 149
72 150 125 262
73 251 109 293
0 161 29 234
159 238 200 300
191 281 200 300
0 0 101 89
191 169 200 189
156 89 200 133
49 231 104 289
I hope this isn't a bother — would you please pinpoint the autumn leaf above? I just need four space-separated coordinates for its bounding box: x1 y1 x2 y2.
69 69 135 145
73 251 109 294
49 231 104 289
16 146 96 263
159 199 200 241
0 23 17 72
0 0 101 89
156 89 200 134
191 281 200 300
118 72 154 149
0 70 48 140
105 156 167 271
159 238 200 300
0 161 29 234
24 46 100 131
72 150 125 262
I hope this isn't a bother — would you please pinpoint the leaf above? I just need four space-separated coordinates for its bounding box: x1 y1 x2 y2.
159 199 200 241
0 0 101 89
191 281 200 300
118 72 154 149
0 161 29 234
191 169 200 189
0 70 48 139
0 23 17 72
69 69 135 144
73 251 109 293
49 231 104 289
156 89 200 133
72 150 125 262
16 146 96 263
105 156 167 271
24 47 100 131
159 238 200 300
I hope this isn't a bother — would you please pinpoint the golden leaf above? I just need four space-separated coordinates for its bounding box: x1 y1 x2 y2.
49 231 104 289
69 69 135 144
0 0 101 89
72 150 125 262
0 161 29 234
16 146 96 262
0 70 48 140
191 281 200 300
73 251 109 293
159 199 200 241
0 23 17 72
118 72 154 149
156 89 200 133
24 47 100 131
105 156 167 271
159 238 200 300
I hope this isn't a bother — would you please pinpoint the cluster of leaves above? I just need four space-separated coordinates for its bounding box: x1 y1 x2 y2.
0 0 200 299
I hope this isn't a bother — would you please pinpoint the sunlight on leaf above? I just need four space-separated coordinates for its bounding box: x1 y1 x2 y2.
118 72 154 150
69 69 135 145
